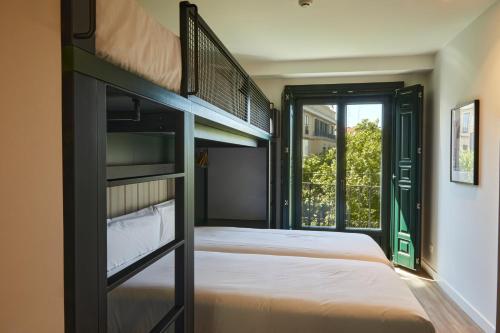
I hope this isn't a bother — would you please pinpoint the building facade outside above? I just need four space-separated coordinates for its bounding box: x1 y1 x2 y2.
302 104 337 157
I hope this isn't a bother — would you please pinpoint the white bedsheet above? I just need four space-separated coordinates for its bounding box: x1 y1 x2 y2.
108 252 175 333
196 251 434 333
96 0 182 92
109 251 434 333
195 226 393 267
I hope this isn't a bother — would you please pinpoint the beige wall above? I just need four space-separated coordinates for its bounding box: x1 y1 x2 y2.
0 1 64 332
425 2 500 332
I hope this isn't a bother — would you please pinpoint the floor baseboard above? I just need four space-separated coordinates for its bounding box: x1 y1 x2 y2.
421 259 495 333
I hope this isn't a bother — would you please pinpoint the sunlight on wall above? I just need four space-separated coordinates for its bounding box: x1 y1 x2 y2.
426 2 500 331
0 1 64 332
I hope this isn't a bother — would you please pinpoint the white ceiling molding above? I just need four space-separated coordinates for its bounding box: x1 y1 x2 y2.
239 54 435 78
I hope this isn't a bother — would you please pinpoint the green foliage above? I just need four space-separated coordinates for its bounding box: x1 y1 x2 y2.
302 119 382 228
459 149 473 173
302 146 337 227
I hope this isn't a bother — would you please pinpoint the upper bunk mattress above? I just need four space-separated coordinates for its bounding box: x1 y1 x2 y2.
195 226 392 267
110 251 434 333
96 0 182 92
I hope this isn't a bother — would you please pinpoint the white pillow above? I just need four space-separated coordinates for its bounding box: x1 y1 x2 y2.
153 199 176 245
107 209 162 276
107 206 154 224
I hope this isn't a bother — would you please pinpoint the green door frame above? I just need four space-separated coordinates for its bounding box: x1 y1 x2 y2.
281 82 404 255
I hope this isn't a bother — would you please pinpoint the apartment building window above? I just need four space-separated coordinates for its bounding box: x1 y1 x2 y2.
314 119 334 139
462 112 470 133
304 115 310 135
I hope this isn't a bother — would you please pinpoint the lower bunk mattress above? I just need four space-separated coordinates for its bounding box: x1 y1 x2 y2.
109 251 434 333
195 226 393 267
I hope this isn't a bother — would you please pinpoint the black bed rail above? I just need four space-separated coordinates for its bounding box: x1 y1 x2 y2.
62 0 96 52
180 1 272 134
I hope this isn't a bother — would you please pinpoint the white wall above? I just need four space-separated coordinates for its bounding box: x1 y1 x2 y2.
0 0 64 332
242 54 434 78
425 2 500 332
255 72 431 109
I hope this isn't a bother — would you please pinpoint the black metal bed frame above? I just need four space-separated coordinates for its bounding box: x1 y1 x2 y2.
63 71 195 333
180 1 272 134
61 1 275 332
63 0 272 136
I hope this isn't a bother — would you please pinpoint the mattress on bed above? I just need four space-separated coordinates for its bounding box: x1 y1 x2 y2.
196 251 434 333
96 0 182 92
108 252 176 333
109 251 434 333
195 226 393 267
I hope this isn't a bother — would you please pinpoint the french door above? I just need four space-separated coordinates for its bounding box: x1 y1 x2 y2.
292 96 392 253
281 83 423 268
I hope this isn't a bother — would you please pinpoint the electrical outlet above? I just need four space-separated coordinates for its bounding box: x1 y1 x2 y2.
429 244 434 254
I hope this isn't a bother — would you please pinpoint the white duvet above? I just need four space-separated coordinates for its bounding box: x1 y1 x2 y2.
109 251 434 333
195 226 393 267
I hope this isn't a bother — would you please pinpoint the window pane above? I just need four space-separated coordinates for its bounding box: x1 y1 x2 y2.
345 104 382 230
108 251 176 333
301 104 337 228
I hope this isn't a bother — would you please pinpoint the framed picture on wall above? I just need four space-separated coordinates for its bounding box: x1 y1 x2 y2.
450 100 479 185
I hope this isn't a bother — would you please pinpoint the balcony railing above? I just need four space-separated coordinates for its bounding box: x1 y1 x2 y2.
345 184 381 229
302 181 336 228
313 130 336 140
302 181 381 229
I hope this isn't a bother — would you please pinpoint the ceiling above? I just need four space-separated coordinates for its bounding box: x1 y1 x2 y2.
140 0 495 61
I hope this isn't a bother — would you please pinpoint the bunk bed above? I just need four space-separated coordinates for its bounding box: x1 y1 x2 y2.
62 1 434 333
93 0 272 140
63 1 272 332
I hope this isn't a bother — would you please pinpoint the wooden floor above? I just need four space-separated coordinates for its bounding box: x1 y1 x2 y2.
397 268 483 333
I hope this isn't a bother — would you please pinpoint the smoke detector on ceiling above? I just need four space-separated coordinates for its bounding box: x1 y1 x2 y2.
298 0 313 8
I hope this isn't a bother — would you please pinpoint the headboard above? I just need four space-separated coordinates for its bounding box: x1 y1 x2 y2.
107 179 175 218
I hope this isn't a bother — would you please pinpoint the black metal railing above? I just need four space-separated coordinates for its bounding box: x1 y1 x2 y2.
313 119 335 140
301 181 381 229
302 181 336 228
312 132 336 140
345 184 381 229
180 1 272 133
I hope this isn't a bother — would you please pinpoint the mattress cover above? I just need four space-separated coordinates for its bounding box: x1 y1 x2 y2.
195 226 393 267
96 0 182 92
195 251 434 333
108 252 176 333
109 251 434 333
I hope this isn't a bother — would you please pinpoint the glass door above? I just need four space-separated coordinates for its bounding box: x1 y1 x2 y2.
295 97 390 250
301 104 338 228
345 103 383 230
